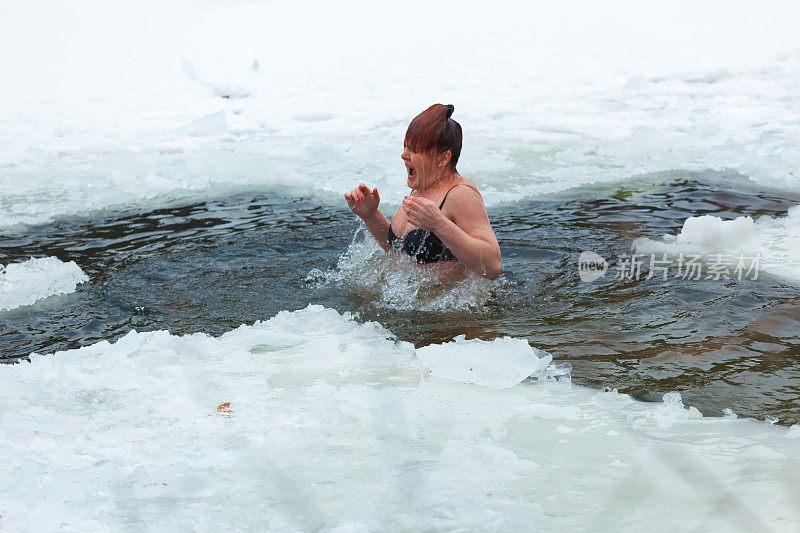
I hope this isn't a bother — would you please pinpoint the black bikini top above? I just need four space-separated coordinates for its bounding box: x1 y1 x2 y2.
387 183 479 264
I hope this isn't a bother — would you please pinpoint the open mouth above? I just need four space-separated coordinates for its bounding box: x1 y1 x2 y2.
406 165 417 178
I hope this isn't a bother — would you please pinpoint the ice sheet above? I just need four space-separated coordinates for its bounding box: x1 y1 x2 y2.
1 0 798 228
1 305 798 530
0 256 88 312
633 205 800 285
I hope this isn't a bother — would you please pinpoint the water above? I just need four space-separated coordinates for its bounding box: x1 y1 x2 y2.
4 171 799 425
3 172 800 529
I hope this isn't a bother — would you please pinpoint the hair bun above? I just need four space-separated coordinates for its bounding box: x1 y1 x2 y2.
445 104 454 119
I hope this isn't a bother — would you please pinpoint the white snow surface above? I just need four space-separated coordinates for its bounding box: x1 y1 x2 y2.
1 305 798 530
1 0 799 228
633 205 800 285
0 256 88 311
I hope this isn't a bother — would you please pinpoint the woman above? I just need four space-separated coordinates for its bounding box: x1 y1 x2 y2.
345 104 502 280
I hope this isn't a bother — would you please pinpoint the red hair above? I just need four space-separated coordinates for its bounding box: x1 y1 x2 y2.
404 104 462 171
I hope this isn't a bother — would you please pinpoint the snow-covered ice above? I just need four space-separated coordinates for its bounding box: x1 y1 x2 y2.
0 256 88 312
633 205 800 285
1 305 798 530
1 0 798 228
417 335 552 388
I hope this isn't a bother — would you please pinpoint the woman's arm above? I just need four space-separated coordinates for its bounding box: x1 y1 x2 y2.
345 183 391 252
433 216 502 279
360 210 391 252
402 188 502 279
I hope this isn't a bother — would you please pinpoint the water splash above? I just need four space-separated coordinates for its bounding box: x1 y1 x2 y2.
307 226 508 312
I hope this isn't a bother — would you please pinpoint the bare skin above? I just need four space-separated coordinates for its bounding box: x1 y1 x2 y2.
344 145 502 279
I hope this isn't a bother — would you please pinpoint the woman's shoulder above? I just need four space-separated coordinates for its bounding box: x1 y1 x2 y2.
440 178 484 217
450 177 483 201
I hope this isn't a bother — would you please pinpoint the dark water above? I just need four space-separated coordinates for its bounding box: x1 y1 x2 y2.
2 173 799 424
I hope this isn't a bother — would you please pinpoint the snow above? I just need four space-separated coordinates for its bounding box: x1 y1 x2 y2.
1 305 798 530
633 205 800 285
1 0 798 228
0 256 88 311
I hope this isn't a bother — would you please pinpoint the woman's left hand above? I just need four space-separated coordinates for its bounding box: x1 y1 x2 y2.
402 195 445 232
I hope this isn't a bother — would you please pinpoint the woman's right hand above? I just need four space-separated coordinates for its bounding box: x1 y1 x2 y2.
345 183 380 219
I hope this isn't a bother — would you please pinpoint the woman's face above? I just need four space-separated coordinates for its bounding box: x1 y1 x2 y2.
401 144 438 190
